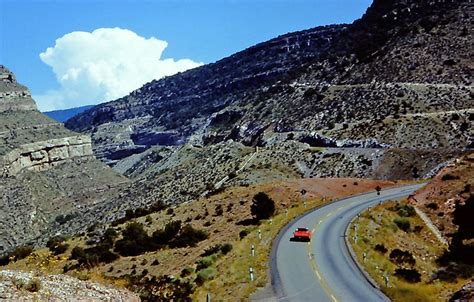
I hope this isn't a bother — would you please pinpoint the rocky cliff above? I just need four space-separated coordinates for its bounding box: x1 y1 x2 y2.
66 0 472 168
0 66 126 254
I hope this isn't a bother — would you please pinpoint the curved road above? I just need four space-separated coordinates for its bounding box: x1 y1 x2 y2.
271 184 425 302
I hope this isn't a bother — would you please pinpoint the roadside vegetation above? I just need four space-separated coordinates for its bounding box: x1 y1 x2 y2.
3 178 396 300
349 200 469 301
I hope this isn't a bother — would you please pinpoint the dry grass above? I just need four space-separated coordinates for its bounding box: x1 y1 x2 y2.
5 178 398 300
349 200 468 302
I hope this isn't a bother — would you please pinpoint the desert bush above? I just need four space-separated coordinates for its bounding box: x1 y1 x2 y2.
115 222 151 256
389 203 415 217
214 204 224 216
239 230 249 239
201 244 222 257
221 243 233 255
374 244 388 254
195 267 217 285
127 275 193 301
426 202 439 210
196 255 217 271
9 246 33 261
47 236 69 255
389 249 416 266
181 267 194 277
111 201 166 225
171 224 208 248
441 173 460 181
394 217 411 232
25 278 41 292
70 244 119 267
394 268 421 283
251 192 275 220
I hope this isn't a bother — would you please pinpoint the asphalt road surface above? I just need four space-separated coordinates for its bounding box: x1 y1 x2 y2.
271 184 425 302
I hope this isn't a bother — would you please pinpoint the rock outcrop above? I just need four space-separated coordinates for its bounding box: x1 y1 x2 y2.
0 270 139 301
0 66 126 254
66 0 472 177
1 136 93 177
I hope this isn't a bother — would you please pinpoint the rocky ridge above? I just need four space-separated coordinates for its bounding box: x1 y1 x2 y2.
67 0 472 167
0 66 126 254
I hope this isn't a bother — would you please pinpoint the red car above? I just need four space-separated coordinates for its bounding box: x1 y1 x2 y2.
292 227 311 242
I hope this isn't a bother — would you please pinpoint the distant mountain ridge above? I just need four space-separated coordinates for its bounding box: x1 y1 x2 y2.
66 0 472 167
44 105 95 122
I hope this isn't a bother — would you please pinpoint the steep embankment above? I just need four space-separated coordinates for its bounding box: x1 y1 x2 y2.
0 66 127 254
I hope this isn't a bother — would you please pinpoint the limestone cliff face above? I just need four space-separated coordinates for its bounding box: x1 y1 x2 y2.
0 66 126 254
0 66 95 176
1 136 93 177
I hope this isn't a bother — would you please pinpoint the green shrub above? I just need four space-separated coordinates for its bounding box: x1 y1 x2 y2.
441 173 460 181
220 243 233 255
201 244 222 257
394 268 421 283
10 246 33 261
374 244 388 254
239 230 249 240
47 236 69 255
251 192 275 220
170 224 208 248
115 222 151 256
25 278 41 292
394 217 411 232
181 267 194 277
196 255 217 271
389 249 416 266
195 267 217 285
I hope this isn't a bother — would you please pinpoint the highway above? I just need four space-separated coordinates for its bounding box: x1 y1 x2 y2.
271 184 425 302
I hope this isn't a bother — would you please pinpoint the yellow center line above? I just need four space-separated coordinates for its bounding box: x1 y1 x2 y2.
305 220 339 302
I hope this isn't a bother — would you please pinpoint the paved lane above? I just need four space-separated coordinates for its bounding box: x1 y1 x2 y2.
271 184 425 302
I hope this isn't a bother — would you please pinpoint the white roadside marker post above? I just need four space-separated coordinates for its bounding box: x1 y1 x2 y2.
363 252 367 263
249 267 254 281
384 274 390 288
206 293 211 302
251 244 255 257
257 229 262 240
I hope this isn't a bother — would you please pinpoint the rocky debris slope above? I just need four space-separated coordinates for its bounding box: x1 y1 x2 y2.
66 0 472 167
450 280 474 302
0 270 139 301
0 66 127 254
409 151 474 244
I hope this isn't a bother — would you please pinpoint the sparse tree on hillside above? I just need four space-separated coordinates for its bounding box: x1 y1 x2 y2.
251 192 275 221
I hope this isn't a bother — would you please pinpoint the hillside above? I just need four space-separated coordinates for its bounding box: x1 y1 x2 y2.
66 0 472 171
349 151 474 301
0 66 127 254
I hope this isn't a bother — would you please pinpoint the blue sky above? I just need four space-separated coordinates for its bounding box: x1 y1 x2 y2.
0 0 371 111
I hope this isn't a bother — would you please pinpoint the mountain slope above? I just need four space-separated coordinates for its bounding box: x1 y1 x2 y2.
66 0 472 168
0 66 127 254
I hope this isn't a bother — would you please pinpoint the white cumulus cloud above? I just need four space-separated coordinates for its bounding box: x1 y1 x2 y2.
35 27 203 111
